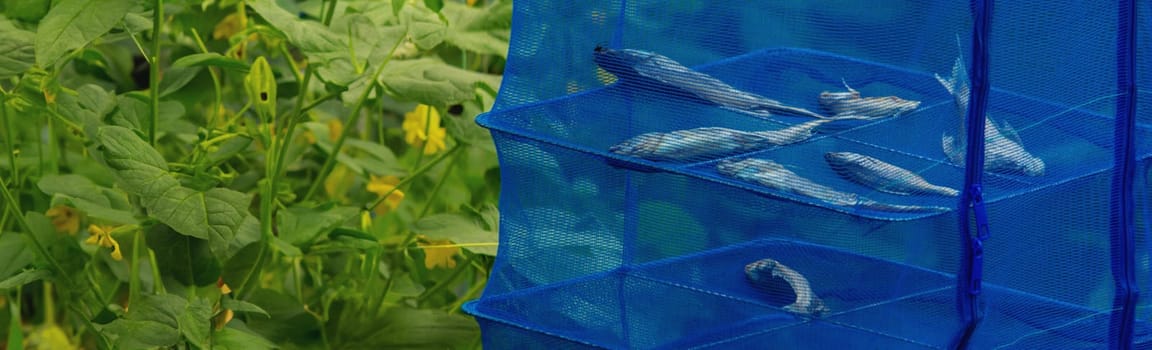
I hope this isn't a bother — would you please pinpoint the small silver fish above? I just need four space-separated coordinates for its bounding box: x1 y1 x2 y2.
609 119 831 161
745 258 829 317
824 152 959 197
818 80 921 120
716 158 947 213
936 57 1045 176
593 46 828 119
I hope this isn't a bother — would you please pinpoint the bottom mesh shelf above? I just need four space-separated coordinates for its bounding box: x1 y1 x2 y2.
465 239 1123 349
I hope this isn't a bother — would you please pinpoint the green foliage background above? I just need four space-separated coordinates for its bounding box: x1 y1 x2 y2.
0 0 508 348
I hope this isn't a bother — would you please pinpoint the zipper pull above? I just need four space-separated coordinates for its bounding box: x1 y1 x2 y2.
969 184 990 295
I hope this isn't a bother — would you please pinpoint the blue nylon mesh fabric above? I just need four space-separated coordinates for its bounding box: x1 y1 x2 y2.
463 0 1148 348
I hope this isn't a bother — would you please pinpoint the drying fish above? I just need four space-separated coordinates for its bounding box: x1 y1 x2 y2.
609 119 831 161
825 152 959 197
818 79 921 119
745 258 829 317
936 57 1045 176
593 46 827 119
716 158 947 213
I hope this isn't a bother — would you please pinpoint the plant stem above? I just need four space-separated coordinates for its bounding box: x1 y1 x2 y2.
302 59 396 201
321 0 340 26
416 254 476 304
1 95 17 194
190 28 223 129
364 144 461 214
129 230 142 306
417 150 461 218
149 0 164 146
149 249 165 294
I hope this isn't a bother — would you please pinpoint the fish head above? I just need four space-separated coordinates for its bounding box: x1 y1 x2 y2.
823 152 861 165
593 47 651 80
608 132 663 158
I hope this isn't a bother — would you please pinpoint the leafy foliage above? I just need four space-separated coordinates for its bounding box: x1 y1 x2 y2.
0 0 508 348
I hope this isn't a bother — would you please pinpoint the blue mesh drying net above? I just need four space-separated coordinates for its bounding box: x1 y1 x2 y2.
463 1 1152 348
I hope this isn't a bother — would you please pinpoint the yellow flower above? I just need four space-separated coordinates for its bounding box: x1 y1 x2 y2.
213 12 247 40
46 205 80 234
324 164 354 202
402 105 448 155
366 175 405 215
217 277 232 295
215 308 235 330
86 224 123 261
327 118 344 142
418 237 460 269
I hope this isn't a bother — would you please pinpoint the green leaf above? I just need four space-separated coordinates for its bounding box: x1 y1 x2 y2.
213 327 278 350
249 0 358 85
302 122 406 176
38 174 108 205
359 308 479 348
441 2 510 57
158 66 202 98
60 195 138 225
423 0 444 12
0 269 51 290
147 225 221 287
244 288 322 344
103 294 213 349
56 84 115 132
411 209 498 255
276 204 357 245
172 53 250 72
220 242 262 291
2 0 50 22
221 298 271 318
6 298 22 350
96 126 259 258
35 0 134 67
0 234 35 282
378 57 501 106
103 319 180 350
0 16 35 79
402 6 446 50
391 0 405 17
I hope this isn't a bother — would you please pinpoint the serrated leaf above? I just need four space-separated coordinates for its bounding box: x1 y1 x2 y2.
172 52 250 72
103 319 180 350
411 210 498 255
35 0 134 67
0 16 35 79
97 126 258 258
378 58 501 106
0 269 51 290
213 327 278 350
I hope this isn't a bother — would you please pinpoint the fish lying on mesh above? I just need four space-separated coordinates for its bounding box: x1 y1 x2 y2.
745 258 829 317
593 46 827 119
936 57 1045 176
609 119 831 162
824 152 959 197
716 158 947 213
818 79 921 120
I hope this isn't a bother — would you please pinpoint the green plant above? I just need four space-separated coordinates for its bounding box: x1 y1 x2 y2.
0 0 507 348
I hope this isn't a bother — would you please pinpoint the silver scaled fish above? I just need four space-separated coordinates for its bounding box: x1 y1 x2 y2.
824 151 959 197
593 46 828 119
609 119 831 162
818 79 921 120
745 258 829 317
716 158 946 213
936 57 1045 176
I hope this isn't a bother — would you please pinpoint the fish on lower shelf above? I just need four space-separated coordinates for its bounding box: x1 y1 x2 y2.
818 80 921 120
745 258 829 317
593 46 828 119
824 152 959 197
608 119 831 162
716 158 948 214
936 57 1045 176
